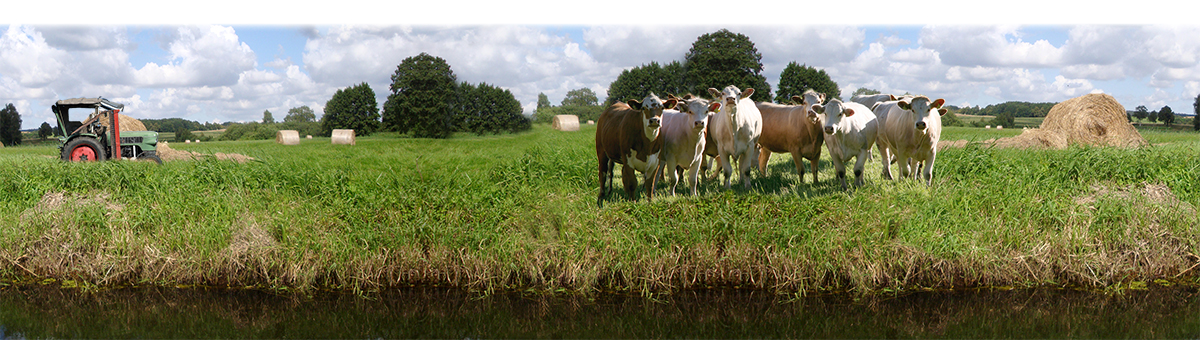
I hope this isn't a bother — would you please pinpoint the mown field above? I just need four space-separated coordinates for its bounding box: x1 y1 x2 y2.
0 125 1198 296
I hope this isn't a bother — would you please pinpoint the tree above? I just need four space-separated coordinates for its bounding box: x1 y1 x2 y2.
0 103 21 146
537 93 551 110
561 88 599 107
1134 105 1148 122
175 129 195 142
382 52 458 138
284 106 316 123
38 122 52 140
682 29 771 102
606 61 687 105
1148 108 1158 123
852 88 881 97
262 110 275 124
776 62 841 104
989 111 1015 128
1159 105 1174 126
322 82 380 136
1194 94 1200 131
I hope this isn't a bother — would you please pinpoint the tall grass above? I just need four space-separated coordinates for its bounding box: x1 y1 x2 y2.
0 125 1197 295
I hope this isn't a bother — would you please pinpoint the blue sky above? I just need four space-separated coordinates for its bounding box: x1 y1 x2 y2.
2 1 1198 129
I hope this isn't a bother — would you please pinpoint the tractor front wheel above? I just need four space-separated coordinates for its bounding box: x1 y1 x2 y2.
62 137 107 162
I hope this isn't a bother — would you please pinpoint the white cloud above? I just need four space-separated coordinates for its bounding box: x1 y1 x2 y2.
132 25 257 87
920 25 1063 68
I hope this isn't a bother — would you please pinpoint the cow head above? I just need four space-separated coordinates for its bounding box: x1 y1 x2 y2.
897 96 946 133
792 89 826 123
812 99 856 136
627 93 676 140
676 94 721 134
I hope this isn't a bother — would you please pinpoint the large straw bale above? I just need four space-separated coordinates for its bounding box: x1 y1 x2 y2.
331 129 356 145
97 113 148 132
992 93 1147 149
552 115 580 131
276 130 300 145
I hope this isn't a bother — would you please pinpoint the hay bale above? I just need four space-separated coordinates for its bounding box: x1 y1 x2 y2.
276 130 300 145
587 120 595 125
185 140 191 144
306 135 313 139
992 93 1147 149
97 113 148 132
331 129 356 145
551 115 580 131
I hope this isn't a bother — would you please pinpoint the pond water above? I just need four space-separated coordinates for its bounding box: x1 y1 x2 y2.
1 285 1197 338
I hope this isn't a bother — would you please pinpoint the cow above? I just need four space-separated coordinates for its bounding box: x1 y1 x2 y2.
810 99 878 190
873 96 947 185
596 93 678 206
755 89 825 183
707 85 763 190
851 93 897 111
658 94 722 196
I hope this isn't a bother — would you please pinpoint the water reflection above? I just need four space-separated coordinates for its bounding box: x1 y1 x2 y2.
1 286 1198 338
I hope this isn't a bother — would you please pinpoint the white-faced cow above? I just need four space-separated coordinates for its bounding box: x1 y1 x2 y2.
707 85 763 190
596 93 678 206
659 94 722 196
873 96 947 185
810 99 878 190
851 93 897 111
755 89 825 183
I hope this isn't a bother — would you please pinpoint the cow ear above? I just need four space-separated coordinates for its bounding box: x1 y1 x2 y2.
791 95 803 104
844 108 855 117
741 88 754 99
897 100 912 110
819 92 827 103
708 88 720 98
932 98 945 108
938 108 948 116
627 99 643 110
665 99 679 110
888 94 897 101
708 102 722 112
808 104 823 118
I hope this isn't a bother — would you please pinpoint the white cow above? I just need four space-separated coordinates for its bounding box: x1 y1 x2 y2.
850 93 897 110
810 99 878 190
659 95 722 196
874 96 947 185
708 85 762 190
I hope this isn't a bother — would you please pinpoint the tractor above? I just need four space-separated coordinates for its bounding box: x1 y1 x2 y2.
52 97 161 164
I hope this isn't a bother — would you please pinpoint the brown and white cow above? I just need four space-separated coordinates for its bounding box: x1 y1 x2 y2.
596 93 678 206
755 89 825 183
873 96 947 185
659 94 721 196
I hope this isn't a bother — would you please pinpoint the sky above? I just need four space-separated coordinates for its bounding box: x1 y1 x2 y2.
2 1 1199 130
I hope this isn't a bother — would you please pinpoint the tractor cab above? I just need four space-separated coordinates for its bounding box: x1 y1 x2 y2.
52 97 161 163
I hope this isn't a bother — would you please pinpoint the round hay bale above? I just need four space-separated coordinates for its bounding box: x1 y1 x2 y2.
331 129 356 145
306 135 313 139
1039 93 1147 148
185 140 191 144
587 120 595 125
551 115 580 131
276 130 300 145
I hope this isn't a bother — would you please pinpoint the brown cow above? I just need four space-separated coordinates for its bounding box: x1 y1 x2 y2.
755 89 826 183
596 93 677 206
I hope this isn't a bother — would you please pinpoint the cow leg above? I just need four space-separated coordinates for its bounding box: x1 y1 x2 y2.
853 148 870 188
809 157 820 184
758 147 771 177
879 145 893 180
622 164 638 201
789 151 805 183
922 153 936 185
686 162 701 196
665 160 679 196
642 159 659 202
832 157 848 190
597 154 610 206
719 151 734 190
739 150 753 190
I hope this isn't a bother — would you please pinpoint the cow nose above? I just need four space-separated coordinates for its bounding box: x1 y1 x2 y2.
915 121 927 130
650 117 660 126
694 120 704 128
824 126 834 135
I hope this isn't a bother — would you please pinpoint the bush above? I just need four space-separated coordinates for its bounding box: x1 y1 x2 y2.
219 122 278 141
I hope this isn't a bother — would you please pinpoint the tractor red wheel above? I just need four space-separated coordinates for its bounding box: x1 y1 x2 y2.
61 137 107 162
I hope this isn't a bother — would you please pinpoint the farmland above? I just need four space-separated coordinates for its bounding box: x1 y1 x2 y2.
0 125 1198 295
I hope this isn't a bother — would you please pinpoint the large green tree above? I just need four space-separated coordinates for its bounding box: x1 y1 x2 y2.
1134 105 1149 122
321 82 380 136
1194 94 1200 131
605 61 687 105
284 106 316 123
262 110 275 124
776 62 840 104
38 122 52 139
0 103 21 146
561 88 599 107
382 53 458 139
682 29 771 102
1158 105 1175 126
537 92 551 110
459 82 527 135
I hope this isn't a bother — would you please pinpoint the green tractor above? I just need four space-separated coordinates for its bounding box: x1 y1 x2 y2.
52 97 162 164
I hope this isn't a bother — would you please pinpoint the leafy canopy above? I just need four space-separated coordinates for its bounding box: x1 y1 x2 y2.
682 29 771 102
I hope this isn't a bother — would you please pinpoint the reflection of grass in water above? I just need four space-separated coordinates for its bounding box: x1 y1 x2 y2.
1 286 1198 338
0 125 1197 295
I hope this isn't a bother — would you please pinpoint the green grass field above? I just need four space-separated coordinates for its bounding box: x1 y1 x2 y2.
1 124 1198 296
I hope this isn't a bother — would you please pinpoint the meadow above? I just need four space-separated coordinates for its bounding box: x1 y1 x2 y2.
0 124 1197 296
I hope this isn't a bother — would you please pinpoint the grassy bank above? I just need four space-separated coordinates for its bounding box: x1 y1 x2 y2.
1 125 1198 295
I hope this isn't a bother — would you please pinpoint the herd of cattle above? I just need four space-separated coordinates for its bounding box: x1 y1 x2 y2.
594 85 948 206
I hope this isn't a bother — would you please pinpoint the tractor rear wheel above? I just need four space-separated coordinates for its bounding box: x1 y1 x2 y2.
62 137 107 162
